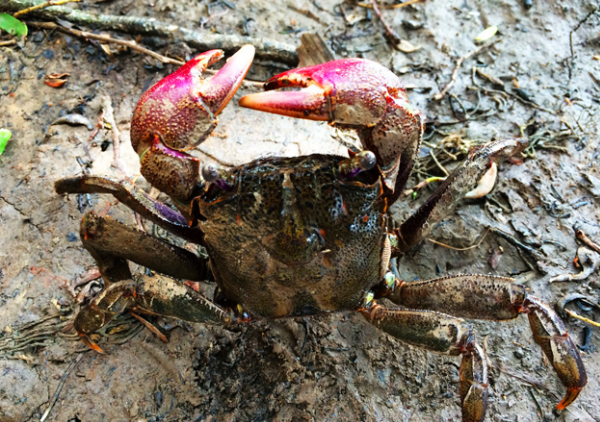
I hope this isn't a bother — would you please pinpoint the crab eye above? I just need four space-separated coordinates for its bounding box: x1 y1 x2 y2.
338 151 377 180
202 165 236 191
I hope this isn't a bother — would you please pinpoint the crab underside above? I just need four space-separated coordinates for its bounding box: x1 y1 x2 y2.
55 45 586 422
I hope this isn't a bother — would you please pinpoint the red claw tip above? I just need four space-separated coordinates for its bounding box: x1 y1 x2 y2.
80 333 105 354
556 386 583 410
239 58 406 128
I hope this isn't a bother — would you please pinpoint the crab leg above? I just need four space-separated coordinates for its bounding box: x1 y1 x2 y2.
74 211 220 350
378 274 587 409
56 176 204 244
395 137 528 252
130 45 255 203
79 212 209 285
360 302 487 422
75 274 234 352
238 58 425 199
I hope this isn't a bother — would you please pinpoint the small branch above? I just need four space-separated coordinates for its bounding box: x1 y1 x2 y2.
427 229 490 251
39 353 86 422
428 147 449 176
564 309 600 328
0 0 298 65
28 21 265 87
28 21 184 65
13 0 80 18
370 0 401 45
490 228 543 259
576 229 600 255
0 39 17 46
101 95 128 175
359 0 424 9
569 7 599 59
493 362 559 400
433 42 495 101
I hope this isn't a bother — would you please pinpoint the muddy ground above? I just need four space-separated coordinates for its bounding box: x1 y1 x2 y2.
1 0 599 421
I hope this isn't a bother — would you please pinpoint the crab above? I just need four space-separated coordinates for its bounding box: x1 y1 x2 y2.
55 45 586 422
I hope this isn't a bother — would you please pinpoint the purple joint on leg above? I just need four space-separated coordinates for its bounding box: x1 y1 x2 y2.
154 200 189 226
214 179 233 191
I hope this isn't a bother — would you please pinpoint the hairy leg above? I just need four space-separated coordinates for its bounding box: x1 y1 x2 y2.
56 176 204 244
360 302 487 422
79 211 209 285
395 138 527 252
377 274 587 409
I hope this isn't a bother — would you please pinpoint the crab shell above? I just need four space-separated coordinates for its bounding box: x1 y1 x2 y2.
196 154 386 317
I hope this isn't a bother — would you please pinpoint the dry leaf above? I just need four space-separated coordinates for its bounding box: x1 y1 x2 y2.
395 39 421 53
475 25 498 43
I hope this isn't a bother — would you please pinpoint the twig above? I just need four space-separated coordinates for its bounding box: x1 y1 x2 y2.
428 147 449 176
489 227 547 273
569 7 599 59
12 0 79 18
129 311 168 343
564 309 600 328
197 147 237 167
0 0 298 65
288 5 323 24
39 353 86 422
433 42 496 101
0 39 17 46
370 0 401 45
493 362 559 400
31 24 263 88
28 21 184 65
528 388 544 418
576 229 600 254
358 0 424 9
426 229 490 251
101 95 128 175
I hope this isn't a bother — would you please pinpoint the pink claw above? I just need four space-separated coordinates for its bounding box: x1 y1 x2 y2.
239 58 424 194
239 58 409 127
131 44 255 156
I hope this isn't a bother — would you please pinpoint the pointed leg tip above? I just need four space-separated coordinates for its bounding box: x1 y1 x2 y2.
556 387 582 410
80 334 105 354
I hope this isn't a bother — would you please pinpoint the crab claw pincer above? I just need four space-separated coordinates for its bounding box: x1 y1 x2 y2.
239 59 425 194
130 45 255 203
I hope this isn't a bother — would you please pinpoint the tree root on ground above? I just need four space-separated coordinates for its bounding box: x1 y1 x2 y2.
0 0 298 65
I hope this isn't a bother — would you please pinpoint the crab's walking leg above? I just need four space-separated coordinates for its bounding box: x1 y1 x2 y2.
74 212 221 349
360 304 487 422
76 274 233 349
378 274 587 409
395 138 527 252
79 212 209 285
132 274 232 325
56 176 204 244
